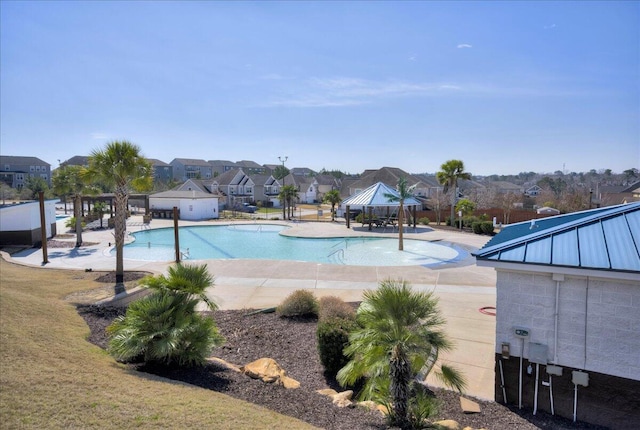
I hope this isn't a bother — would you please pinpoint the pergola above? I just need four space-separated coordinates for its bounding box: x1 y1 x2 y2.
342 182 421 230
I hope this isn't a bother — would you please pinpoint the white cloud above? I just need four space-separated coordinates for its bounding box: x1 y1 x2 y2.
457 44 473 49
260 77 463 108
544 24 557 30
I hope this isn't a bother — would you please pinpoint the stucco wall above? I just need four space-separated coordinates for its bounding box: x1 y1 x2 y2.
495 269 640 381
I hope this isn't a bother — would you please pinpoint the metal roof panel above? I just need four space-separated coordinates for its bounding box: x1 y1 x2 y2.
602 216 640 271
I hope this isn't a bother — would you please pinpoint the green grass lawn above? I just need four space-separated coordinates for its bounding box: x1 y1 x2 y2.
0 257 317 430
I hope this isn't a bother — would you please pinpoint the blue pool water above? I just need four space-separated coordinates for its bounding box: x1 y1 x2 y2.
119 224 467 267
56 215 69 221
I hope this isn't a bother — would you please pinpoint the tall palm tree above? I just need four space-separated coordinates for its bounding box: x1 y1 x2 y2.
436 160 471 227
322 189 342 221
337 279 466 429
384 177 415 251
278 184 297 220
108 263 224 366
52 165 97 247
86 141 152 289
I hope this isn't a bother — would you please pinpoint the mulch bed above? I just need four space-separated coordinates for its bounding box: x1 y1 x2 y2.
77 306 608 430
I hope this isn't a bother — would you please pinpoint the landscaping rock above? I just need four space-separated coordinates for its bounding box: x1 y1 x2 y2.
240 357 300 389
434 419 460 430
332 390 354 408
460 396 481 414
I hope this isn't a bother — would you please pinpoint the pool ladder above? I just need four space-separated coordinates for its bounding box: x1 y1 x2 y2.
327 248 345 263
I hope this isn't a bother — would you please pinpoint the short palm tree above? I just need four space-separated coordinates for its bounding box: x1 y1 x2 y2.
107 263 224 367
436 160 471 226
337 279 466 429
384 177 415 251
86 141 152 288
322 189 342 221
52 165 97 247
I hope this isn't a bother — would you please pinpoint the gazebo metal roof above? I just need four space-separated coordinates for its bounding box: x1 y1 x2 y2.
342 182 421 207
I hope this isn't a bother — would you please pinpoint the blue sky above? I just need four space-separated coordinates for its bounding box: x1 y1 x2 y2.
1 1 638 176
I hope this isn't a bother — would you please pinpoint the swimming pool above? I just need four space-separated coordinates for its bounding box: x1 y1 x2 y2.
118 224 468 267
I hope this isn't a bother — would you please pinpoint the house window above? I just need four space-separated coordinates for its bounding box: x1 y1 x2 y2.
30 166 35 171
4 165 8 171
40 174 48 180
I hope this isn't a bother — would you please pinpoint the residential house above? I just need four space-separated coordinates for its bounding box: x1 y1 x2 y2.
148 178 223 220
170 158 213 181
475 202 640 429
147 159 173 184
291 167 316 177
525 184 543 197
0 156 52 188
314 174 341 202
60 155 89 167
214 168 256 209
247 173 280 207
236 160 266 175
209 160 238 177
597 181 640 206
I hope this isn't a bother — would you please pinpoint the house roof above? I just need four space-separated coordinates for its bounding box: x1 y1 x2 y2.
171 158 212 167
0 155 50 166
147 158 170 167
150 190 217 199
475 202 640 273
342 182 421 207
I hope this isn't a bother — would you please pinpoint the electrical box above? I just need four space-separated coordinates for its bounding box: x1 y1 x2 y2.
572 371 589 387
529 343 548 365
513 326 530 338
501 342 510 359
547 365 563 376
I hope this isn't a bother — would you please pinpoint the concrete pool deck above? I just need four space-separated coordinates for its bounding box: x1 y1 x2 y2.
7 215 498 400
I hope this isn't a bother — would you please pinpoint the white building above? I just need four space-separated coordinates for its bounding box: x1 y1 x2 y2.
475 202 640 429
0 200 57 245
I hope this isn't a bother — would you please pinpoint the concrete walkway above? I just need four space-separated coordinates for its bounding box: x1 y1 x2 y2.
9 215 497 400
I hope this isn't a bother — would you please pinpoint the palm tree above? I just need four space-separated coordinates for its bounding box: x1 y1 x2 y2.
384 177 415 251
52 165 96 247
322 189 342 221
92 201 107 229
436 160 471 227
278 184 297 220
86 141 152 289
107 263 224 367
337 279 466 429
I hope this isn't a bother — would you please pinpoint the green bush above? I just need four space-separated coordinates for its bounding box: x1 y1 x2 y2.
481 221 495 235
318 296 356 322
65 216 86 230
472 221 495 235
317 317 358 376
355 213 364 223
276 290 318 318
418 217 430 226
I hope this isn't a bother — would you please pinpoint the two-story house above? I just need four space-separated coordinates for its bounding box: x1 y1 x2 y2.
248 173 280 207
147 159 174 184
214 168 256 209
0 156 52 189
170 158 213 181
208 160 238 177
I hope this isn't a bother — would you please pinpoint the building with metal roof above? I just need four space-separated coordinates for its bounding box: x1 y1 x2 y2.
474 202 640 428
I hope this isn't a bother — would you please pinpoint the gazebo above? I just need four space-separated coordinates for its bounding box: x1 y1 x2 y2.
341 182 421 230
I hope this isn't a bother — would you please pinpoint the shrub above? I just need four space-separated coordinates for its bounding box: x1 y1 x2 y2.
318 296 356 322
276 289 318 318
65 216 86 230
472 222 483 235
317 317 358 376
418 217 430 226
355 213 364 223
481 221 495 235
